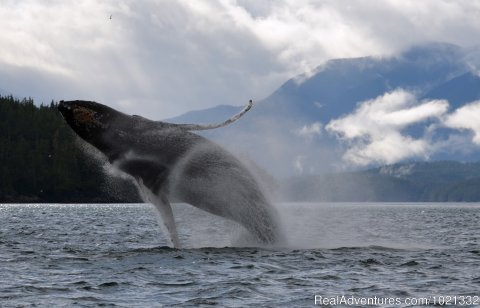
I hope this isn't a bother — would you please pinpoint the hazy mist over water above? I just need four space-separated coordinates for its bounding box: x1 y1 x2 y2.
1 203 479 307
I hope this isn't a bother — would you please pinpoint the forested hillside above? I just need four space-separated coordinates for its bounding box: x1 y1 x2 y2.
1 95 479 203
282 161 480 202
0 95 139 202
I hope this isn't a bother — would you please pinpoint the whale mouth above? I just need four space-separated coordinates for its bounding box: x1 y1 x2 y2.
58 100 71 115
58 100 76 124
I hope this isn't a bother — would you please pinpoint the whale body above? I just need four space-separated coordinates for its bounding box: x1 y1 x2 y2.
58 100 281 247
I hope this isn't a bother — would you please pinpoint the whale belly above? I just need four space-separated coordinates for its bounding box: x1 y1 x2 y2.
168 145 281 244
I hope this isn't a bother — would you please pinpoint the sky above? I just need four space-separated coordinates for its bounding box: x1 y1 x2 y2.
1 0 480 119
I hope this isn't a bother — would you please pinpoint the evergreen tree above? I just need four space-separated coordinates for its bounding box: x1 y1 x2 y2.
0 95 140 203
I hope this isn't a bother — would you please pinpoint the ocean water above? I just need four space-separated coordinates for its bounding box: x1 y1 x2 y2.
0 202 479 307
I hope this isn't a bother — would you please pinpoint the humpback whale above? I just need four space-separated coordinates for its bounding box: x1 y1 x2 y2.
58 100 281 247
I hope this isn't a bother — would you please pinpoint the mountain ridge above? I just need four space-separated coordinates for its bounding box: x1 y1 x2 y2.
169 42 480 176
281 160 480 202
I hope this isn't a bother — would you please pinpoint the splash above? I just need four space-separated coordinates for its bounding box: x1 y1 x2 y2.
60 100 284 248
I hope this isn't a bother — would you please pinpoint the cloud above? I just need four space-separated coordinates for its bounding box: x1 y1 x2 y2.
326 89 449 165
293 155 306 174
295 122 322 139
0 1 282 117
1 1 480 118
444 101 480 144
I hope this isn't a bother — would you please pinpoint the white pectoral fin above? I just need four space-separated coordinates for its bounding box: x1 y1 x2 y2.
172 99 253 131
138 179 180 248
154 194 180 248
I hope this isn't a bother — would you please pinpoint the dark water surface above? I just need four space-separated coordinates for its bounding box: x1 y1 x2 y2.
0 203 479 307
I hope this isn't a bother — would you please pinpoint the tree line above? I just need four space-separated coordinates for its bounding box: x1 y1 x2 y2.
282 161 480 202
1 94 479 203
0 95 139 203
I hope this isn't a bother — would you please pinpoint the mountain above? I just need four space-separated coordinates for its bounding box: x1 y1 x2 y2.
4 95 479 202
170 42 480 176
168 104 243 125
281 161 480 202
171 42 469 124
254 42 467 122
422 71 480 106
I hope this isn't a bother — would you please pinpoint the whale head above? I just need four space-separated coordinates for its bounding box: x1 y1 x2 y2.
58 100 125 147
